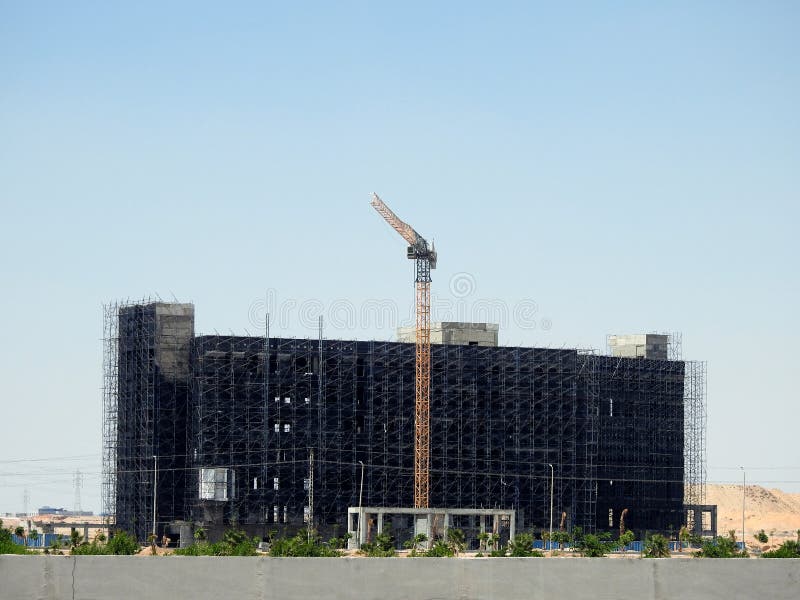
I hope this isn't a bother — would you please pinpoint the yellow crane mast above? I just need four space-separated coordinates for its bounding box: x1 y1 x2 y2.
370 193 437 508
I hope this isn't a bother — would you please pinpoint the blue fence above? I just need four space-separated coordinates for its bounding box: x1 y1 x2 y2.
11 533 66 548
531 540 691 553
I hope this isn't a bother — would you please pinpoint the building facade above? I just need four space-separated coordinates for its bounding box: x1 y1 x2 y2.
104 302 694 543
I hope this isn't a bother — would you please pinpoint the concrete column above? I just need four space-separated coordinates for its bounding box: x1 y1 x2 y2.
479 515 485 534
509 513 515 541
377 513 383 535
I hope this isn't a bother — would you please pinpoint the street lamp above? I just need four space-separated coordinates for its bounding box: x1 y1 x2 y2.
548 464 554 552
741 466 746 551
357 461 365 546
152 455 158 540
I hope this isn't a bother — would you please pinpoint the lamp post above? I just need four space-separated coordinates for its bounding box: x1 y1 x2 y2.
152 455 158 540
741 466 746 551
548 463 554 552
357 461 365 547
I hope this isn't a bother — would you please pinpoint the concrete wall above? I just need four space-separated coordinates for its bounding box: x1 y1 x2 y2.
608 334 669 360
398 322 499 346
2 556 799 600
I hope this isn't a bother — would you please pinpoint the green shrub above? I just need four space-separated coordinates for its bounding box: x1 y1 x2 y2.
359 532 395 557
762 540 800 558
754 530 768 544
574 531 618 557
644 534 671 558
107 531 140 555
423 540 455 557
266 533 341 557
0 520 29 555
696 532 747 558
508 533 543 557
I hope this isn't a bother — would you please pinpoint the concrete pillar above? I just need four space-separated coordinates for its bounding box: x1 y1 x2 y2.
377 513 383 535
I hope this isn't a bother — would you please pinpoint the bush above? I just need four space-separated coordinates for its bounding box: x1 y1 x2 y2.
107 531 140 555
762 540 800 559
175 529 260 557
696 532 747 558
508 533 543 557
359 532 395 557
754 530 768 544
70 530 140 555
643 534 671 558
267 533 342 557
0 520 28 555
574 531 618 557
423 540 454 557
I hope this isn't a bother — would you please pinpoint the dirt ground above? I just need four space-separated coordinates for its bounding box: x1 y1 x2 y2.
706 483 800 551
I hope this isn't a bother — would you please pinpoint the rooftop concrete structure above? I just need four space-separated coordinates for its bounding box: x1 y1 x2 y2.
397 322 499 346
608 333 669 360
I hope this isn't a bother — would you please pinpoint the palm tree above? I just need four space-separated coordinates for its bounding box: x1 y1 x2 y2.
477 531 489 552
644 534 671 558
14 526 26 546
29 530 39 548
447 528 466 556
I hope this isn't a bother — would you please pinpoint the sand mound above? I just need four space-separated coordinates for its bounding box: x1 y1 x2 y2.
706 484 800 548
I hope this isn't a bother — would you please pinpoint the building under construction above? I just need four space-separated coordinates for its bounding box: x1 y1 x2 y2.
103 302 706 544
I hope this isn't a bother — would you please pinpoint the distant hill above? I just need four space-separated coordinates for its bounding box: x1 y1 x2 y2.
706 484 800 549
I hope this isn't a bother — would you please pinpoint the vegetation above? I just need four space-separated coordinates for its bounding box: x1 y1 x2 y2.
423 540 455 557
550 530 571 550
696 531 747 558
643 534 671 558
359 532 395 557
618 530 635 554
0 520 29 555
573 529 618 557
175 529 259 556
71 531 140 555
403 533 428 556
754 529 768 544
477 531 490 553
267 531 343 557
447 528 466 556
69 528 83 550
762 540 800 559
507 533 543 557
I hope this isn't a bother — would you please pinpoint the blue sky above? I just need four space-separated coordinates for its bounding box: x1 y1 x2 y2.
1 1 798 513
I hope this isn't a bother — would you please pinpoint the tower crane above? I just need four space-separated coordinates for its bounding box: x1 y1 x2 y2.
370 193 436 508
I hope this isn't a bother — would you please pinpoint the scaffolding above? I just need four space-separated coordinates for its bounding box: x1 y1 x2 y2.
105 301 694 541
101 303 120 519
590 355 686 532
683 360 707 511
102 300 194 541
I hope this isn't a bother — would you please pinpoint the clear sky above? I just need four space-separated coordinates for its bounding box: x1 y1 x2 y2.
1 1 798 513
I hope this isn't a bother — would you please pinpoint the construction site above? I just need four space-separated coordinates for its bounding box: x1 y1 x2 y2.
102 195 708 547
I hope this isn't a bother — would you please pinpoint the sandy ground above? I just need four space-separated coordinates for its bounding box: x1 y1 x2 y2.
706 484 800 551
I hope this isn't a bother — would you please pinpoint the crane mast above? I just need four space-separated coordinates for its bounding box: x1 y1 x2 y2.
370 193 436 508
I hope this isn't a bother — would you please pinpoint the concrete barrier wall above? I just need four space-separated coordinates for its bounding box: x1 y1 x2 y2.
1 556 799 600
